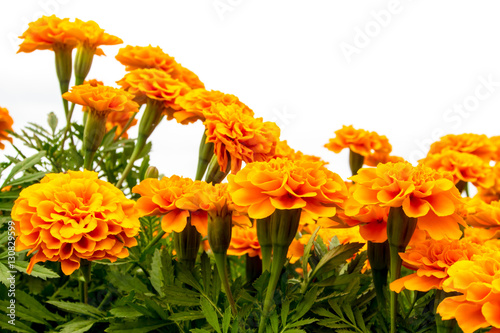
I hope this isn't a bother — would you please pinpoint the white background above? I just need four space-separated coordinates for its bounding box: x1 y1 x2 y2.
1 0 500 181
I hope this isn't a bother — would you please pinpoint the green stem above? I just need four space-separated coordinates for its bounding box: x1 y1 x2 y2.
116 112 138 140
367 241 389 309
246 254 262 284
80 260 92 305
116 138 143 188
349 149 365 176
258 244 288 333
389 243 402 333
214 252 237 315
142 230 166 255
195 131 214 181
256 217 272 272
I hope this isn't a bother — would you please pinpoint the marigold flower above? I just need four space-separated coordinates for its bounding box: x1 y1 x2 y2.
173 63 205 89
63 84 139 114
342 200 390 243
465 198 500 234
490 135 500 162
11 170 140 275
115 45 178 73
428 133 496 162
0 107 14 150
84 79 104 87
437 251 500 333
364 152 404 167
173 88 253 124
117 68 190 114
324 125 392 157
204 103 280 173
228 158 348 220
420 150 494 188
17 15 79 53
70 19 122 55
350 162 466 240
476 163 500 203
390 238 484 293
227 223 261 258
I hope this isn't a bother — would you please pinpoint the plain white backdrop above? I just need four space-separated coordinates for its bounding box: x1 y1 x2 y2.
1 0 500 180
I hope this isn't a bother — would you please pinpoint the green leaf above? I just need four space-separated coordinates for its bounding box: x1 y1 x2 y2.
0 316 37 333
13 261 59 279
270 311 278 333
201 251 212 293
17 289 64 322
290 286 319 322
149 249 164 297
310 243 365 280
282 330 307 333
109 306 143 318
354 308 368 333
107 271 150 295
0 263 12 286
0 300 47 325
222 306 231 333
177 264 203 292
302 226 320 280
190 329 211 333
286 318 318 329
0 202 14 211
144 298 168 320
252 270 270 298
57 318 97 333
7 171 45 186
47 300 105 318
311 308 338 319
281 298 291 327
2 151 45 188
105 319 169 333
342 304 355 325
168 311 206 321
200 297 221 333
163 286 200 306
0 190 21 199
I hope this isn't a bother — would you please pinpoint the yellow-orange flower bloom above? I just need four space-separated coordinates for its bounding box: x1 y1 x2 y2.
364 152 404 167
390 238 484 293
342 200 390 243
227 223 261 258
173 63 205 89
63 84 139 114
84 79 104 87
420 150 494 188
117 68 190 115
490 136 500 162
228 158 348 220
11 170 140 275
324 125 392 157
115 45 178 73
204 103 280 173
465 198 500 234
173 88 253 124
476 163 500 203
106 111 137 139
70 18 122 56
437 251 500 333
17 15 79 53
428 133 496 162
0 107 14 150
350 162 466 240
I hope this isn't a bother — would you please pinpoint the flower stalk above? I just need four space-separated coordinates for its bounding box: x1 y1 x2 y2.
55 47 73 117
349 149 365 176
173 215 201 270
256 217 272 272
195 132 214 181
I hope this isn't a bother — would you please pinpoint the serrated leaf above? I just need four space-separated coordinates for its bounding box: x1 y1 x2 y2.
200 297 221 333
109 306 143 318
168 311 205 321
342 304 355 324
0 316 37 333
17 289 64 322
0 300 46 325
190 329 211 333
302 226 320 280
57 318 97 333
105 319 169 333
310 243 365 280
354 308 367 333
201 251 212 293
149 249 164 297
107 271 150 295
283 330 307 333
270 311 278 333
13 261 59 279
177 264 203 292
222 306 231 333
290 286 319 322
47 300 105 318
7 171 45 186
281 298 291 327
145 298 168 320
252 270 270 297
286 318 318 329
312 307 339 319
316 320 351 329
163 286 200 306
0 263 11 286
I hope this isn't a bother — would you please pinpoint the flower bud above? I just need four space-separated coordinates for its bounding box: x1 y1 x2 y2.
173 215 201 269
144 166 159 180
205 154 231 184
207 207 232 254
74 45 95 86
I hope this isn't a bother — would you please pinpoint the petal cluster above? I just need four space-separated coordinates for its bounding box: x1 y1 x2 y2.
70 18 122 55
12 170 140 275
63 84 139 114
350 162 465 240
228 158 348 219
428 133 496 162
204 103 280 173
324 125 392 158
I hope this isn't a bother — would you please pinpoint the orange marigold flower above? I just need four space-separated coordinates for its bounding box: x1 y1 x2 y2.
11 170 140 275
228 158 348 220
324 125 392 157
204 103 280 173
390 238 484 293
465 198 500 234
476 163 500 203
428 133 496 162
17 15 79 53
490 135 500 162
63 84 139 114
115 45 178 73
173 63 205 89
350 162 466 240
437 251 500 333
364 152 404 167
70 18 122 56
84 79 104 87
0 107 14 150
173 88 253 124
420 150 494 189
342 199 390 243
227 223 261 258
117 68 190 114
